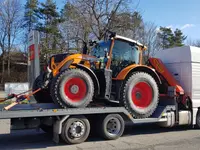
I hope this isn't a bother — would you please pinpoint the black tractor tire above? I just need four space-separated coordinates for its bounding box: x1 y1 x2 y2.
50 68 94 108
98 114 125 140
60 116 90 144
32 73 53 103
120 72 159 118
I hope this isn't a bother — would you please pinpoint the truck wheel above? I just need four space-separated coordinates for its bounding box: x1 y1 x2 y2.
121 72 159 118
99 114 125 140
61 116 90 144
33 73 53 103
50 69 94 108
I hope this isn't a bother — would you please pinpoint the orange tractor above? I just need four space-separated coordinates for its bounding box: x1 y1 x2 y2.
33 31 189 118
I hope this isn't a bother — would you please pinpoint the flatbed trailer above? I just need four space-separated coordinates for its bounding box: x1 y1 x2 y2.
0 94 195 145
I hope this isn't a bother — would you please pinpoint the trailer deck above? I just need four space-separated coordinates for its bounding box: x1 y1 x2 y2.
0 103 175 123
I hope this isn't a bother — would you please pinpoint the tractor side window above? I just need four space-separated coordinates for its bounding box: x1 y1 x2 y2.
112 40 140 64
91 40 111 58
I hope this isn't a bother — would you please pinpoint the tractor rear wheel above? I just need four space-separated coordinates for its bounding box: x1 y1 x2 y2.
50 69 94 108
120 72 159 118
32 73 53 103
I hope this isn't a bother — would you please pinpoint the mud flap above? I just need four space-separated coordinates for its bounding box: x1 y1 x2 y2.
53 115 69 143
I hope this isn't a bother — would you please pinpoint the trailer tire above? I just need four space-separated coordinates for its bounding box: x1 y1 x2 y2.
50 69 94 108
61 116 90 144
196 110 200 128
99 114 125 140
121 72 159 118
33 73 53 103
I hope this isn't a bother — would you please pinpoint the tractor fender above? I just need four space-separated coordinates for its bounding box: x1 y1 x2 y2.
60 59 74 72
74 64 100 96
116 65 162 85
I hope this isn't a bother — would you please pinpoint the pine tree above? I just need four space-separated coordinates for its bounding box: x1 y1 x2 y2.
36 0 61 34
157 27 187 49
173 28 187 47
23 0 38 32
157 27 174 49
35 0 62 60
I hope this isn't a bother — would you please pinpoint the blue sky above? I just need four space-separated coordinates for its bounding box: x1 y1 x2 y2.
21 0 200 41
137 0 200 41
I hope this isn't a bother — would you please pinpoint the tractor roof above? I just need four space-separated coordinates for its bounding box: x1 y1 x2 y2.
113 34 147 50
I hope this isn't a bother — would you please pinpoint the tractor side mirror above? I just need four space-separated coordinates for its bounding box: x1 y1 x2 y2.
82 42 87 54
104 48 108 57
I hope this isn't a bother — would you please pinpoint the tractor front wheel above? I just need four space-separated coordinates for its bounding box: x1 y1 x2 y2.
121 72 159 118
50 69 94 108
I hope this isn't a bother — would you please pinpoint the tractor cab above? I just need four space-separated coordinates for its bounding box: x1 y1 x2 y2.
89 32 147 78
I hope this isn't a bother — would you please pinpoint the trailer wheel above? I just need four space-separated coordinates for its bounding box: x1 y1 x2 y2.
61 116 90 144
196 110 200 128
99 114 125 140
33 73 53 103
121 72 159 118
50 69 94 108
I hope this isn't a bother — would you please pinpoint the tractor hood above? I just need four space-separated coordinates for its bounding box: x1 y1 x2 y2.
50 53 99 64
48 53 101 71
48 53 103 76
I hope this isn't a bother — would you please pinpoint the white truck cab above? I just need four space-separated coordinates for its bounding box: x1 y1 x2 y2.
155 46 200 125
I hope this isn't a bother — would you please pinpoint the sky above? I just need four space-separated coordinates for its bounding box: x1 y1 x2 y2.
21 0 200 42
136 0 200 41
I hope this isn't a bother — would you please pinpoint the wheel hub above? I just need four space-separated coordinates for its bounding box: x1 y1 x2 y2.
70 85 79 94
135 92 141 99
106 118 120 135
70 121 85 138
64 77 87 102
131 82 153 108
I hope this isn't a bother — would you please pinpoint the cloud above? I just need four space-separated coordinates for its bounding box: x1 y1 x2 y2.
156 24 195 33
180 24 195 30
166 25 173 29
155 27 161 33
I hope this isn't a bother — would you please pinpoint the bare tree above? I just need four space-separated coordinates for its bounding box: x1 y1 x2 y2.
0 0 23 79
194 40 200 47
186 38 200 47
61 0 137 42
0 14 7 83
142 22 161 57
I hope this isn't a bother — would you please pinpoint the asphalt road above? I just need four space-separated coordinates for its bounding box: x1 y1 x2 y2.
0 124 200 150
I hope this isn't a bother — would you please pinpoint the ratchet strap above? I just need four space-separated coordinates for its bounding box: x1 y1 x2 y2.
3 88 41 110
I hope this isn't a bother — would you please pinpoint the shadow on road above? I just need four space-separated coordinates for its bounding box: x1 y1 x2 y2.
0 123 195 149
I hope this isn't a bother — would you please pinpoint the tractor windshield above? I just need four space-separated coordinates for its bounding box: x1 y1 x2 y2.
90 40 111 58
112 40 140 64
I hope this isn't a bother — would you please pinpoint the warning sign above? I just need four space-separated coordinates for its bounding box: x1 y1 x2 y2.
29 45 35 60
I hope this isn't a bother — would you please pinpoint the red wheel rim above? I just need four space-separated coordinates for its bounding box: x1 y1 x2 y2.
131 82 153 108
64 77 87 102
